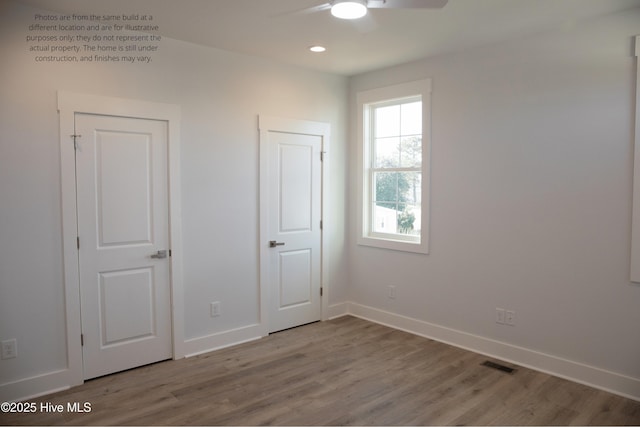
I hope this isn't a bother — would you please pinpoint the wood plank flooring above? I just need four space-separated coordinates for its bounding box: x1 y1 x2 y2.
2 316 640 426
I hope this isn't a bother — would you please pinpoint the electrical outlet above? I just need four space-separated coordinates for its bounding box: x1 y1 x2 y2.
387 285 396 299
495 308 506 325
1 339 17 360
210 301 221 317
506 310 516 326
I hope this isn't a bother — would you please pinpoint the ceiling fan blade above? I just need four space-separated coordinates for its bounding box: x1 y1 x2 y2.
301 2 333 14
272 2 331 17
367 0 448 9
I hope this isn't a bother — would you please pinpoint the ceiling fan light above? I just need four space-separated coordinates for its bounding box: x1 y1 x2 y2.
331 0 368 20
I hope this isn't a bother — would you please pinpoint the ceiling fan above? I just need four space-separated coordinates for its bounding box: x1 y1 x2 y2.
305 0 449 20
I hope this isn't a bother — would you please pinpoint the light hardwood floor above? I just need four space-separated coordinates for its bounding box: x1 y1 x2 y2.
2 316 640 426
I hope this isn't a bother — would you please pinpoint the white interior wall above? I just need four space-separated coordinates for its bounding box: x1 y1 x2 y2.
0 0 348 399
348 8 640 397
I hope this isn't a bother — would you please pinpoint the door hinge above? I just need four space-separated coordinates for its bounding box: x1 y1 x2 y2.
81 334 84 346
77 236 80 249
71 134 81 150
320 287 323 297
320 220 323 230
320 151 326 161
169 249 172 257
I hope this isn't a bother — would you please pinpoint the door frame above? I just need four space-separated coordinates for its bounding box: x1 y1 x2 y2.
258 115 330 335
58 91 184 387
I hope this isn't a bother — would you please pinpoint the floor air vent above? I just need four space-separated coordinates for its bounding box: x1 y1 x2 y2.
481 360 516 374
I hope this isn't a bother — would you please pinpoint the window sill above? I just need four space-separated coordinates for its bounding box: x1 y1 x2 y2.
357 235 428 254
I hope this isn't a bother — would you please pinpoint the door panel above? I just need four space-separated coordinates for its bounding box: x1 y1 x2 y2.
96 132 152 246
99 268 155 345
279 249 312 307
280 143 313 232
265 126 323 333
76 113 172 379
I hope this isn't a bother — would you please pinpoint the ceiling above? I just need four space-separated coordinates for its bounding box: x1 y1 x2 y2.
14 0 640 75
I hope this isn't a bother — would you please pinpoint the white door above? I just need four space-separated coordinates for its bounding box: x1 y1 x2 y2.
75 113 172 379
260 116 327 333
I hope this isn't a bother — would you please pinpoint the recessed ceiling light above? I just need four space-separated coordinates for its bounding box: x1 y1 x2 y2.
331 0 368 20
309 45 326 53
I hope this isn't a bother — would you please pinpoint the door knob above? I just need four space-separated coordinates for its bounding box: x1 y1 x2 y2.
269 241 285 248
150 250 168 259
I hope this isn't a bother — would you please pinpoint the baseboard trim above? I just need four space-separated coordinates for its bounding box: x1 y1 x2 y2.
183 323 264 358
326 302 349 320
346 302 640 402
0 369 74 402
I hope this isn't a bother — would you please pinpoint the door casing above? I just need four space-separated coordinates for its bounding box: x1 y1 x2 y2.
258 115 330 335
58 91 184 387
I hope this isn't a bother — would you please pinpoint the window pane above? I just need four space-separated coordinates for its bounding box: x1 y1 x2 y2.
374 137 400 168
397 204 421 235
375 104 400 138
375 172 421 205
400 101 422 135
373 202 397 233
399 172 421 205
400 136 421 168
374 172 402 203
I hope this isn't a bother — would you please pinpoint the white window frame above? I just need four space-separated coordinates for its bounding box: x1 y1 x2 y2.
630 35 640 282
356 79 432 254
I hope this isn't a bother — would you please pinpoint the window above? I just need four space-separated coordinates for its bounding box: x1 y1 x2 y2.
357 79 431 253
